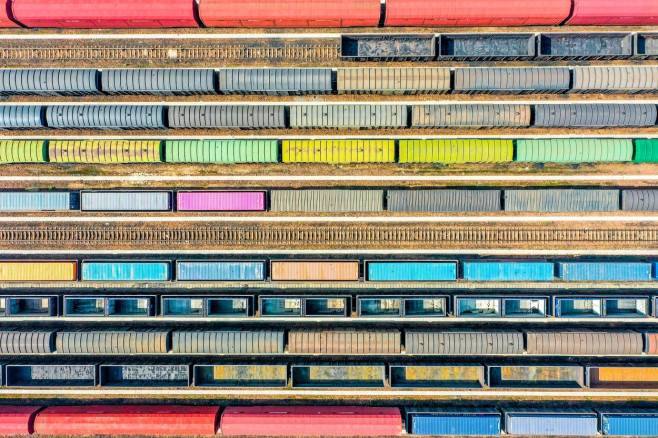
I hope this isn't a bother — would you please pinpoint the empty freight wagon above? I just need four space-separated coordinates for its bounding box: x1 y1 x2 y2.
488 365 584 388
99 364 190 387
162 296 252 317
587 366 658 389
0 296 57 317
5 364 96 387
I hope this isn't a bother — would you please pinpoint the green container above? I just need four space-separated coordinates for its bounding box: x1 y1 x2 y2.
165 140 279 163
399 139 513 164
516 139 633 163
0 140 47 164
633 139 658 163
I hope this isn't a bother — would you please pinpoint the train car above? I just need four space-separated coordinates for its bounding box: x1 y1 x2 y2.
0 261 77 281
0 140 47 164
406 408 502 436
566 0 658 25
0 406 42 434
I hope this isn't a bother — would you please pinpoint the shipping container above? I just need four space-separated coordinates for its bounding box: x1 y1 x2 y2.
219 68 331 95
0 329 56 354
571 66 658 94
165 139 278 163
357 297 403 318
411 104 531 128
516 138 634 163
260 297 303 317
341 34 436 61
634 139 658 162
168 105 285 129
405 330 523 355
636 33 658 59
282 140 395 164
489 365 584 388
48 140 162 163
0 406 42 435
567 0 658 25
556 262 651 281
384 0 570 26
12 0 199 28
291 364 385 388
0 140 47 163
6 364 96 387
194 364 287 387
46 105 166 129
502 297 548 317
388 189 502 212
535 103 658 128
3 296 57 316
538 33 634 60
407 409 501 436
176 261 265 281
504 410 597 436
100 364 189 387
199 0 380 27
601 411 658 436
0 192 71 211
102 69 215 95
525 330 643 355
454 67 569 94
271 189 383 213
390 365 485 388
398 139 513 164
403 297 448 317
34 405 220 435
56 329 170 355
454 297 501 317
622 189 658 211
336 67 450 94
220 406 403 436
588 366 658 389
270 260 360 281
288 329 401 354
0 69 100 96
81 261 171 281
289 104 407 129
162 296 252 318
367 261 457 281
0 105 45 129
438 33 536 61
177 191 265 211
171 329 285 354
504 189 620 212
0 261 77 281
81 191 171 211
461 261 554 282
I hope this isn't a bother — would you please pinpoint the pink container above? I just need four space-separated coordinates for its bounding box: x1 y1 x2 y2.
177 191 266 211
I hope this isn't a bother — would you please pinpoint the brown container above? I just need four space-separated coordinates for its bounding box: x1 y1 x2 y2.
587 366 658 389
288 329 401 355
270 261 359 281
525 330 643 355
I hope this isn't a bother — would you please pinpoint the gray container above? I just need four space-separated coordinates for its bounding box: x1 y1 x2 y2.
288 329 401 355
403 297 448 317
46 105 166 129
291 364 386 388
289 104 407 129
336 68 450 95
405 330 524 355
453 67 570 95
388 189 502 212
6 296 57 317
102 68 215 95
100 364 190 387
56 329 170 355
504 189 620 212
194 364 287 387
171 330 285 354
534 104 657 128
219 68 331 95
270 189 384 213
389 364 485 388
6 364 96 387
341 34 436 61
107 297 154 317
488 365 584 388
622 189 658 211
168 104 285 129
636 33 658 59
525 330 643 355
439 33 536 61
81 191 172 212
0 69 100 96
538 33 634 60
0 330 56 354
412 104 531 128
0 105 44 129
571 66 658 94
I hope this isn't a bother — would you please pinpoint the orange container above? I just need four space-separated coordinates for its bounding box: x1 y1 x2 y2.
0 261 77 281
589 366 658 389
271 261 359 281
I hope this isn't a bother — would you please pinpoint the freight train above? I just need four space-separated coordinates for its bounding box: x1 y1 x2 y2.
1 0 657 28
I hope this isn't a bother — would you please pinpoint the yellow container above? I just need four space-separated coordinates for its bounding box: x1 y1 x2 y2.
282 140 395 164
0 261 77 281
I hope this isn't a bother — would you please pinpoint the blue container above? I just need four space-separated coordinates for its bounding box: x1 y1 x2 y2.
505 413 597 436
652 262 658 279
177 261 265 281
0 192 70 211
82 262 170 281
367 261 457 281
410 412 501 435
462 261 554 281
602 412 658 436
557 262 652 281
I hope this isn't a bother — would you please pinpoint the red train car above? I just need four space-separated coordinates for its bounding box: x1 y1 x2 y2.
33 405 220 435
0 406 42 434
198 0 381 27
566 0 658 25
384 0 572 26
1 0 19 27
11 0 200 28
